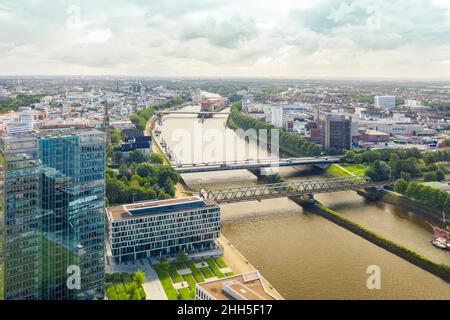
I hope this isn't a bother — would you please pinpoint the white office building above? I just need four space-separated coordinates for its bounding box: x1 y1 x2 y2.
6 107 35 135
270 105 284 128
375 96 396 109
106 196 221 263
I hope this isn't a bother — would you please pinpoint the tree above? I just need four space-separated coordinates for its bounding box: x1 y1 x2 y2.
136 163 157 178
394 179 408 194
424 171 437 182
175 251 189 264
129 150 150 164
436 169 445 181
150 153 164 164
160 258 170 271
133 270 145 287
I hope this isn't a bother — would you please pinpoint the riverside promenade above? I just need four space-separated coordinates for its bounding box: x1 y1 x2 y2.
219 235 284 300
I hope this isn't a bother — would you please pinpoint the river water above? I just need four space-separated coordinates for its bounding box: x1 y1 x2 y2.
159 104 450 299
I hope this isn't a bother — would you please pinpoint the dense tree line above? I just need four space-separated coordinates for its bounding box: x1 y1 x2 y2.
394 179 450 214
0 94 46 113
229 101 323 157
130 96 188 130
106 161 180 205
106 125 180 205
342 148 449 182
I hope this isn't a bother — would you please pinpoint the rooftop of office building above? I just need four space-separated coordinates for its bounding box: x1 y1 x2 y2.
196 271 278 300
106 196 217 222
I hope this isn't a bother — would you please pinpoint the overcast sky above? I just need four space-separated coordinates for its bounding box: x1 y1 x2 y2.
0 0 449 79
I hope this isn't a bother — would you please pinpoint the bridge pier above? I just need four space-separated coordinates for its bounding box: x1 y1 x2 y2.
357 187 383 200
299 193 315 203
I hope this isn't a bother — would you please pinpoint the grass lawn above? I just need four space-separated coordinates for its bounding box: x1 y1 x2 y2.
183 274 197 291
206 258 224 278
153 257 234 300
187 260 206 283
105 272 146 300
153 264 179 300
326 164 354 177
225 272 235 277
168 265 184 283
200 266 214 279
342 164 368 177
214 256 227 268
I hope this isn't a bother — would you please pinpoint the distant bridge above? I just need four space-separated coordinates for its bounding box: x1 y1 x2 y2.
174 156 341 173
202 176 384 204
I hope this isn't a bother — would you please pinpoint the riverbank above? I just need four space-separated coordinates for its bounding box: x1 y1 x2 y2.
145 115 191 198
378 189 449 225
289 196 450 283
219 234 284 300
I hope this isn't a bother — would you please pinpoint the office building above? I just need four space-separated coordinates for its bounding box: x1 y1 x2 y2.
322 115 352 150
270 105 283 128
195 270 279 300
374 96 396 109
106 197 221 263
0 128 106 300
6 107 35 135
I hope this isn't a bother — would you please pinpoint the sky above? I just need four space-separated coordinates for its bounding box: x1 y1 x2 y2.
0 0 450 79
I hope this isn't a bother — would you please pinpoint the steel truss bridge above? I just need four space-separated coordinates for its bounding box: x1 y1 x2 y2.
155 111 230 116
203 176 384 204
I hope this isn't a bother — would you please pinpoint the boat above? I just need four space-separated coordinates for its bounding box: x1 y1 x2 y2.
429 212 450 251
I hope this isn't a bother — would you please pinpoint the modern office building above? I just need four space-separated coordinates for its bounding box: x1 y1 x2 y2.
0 128 106 300
374 96 396 109
106 196 221 263
195 270 279 300
322 115 352 150
270 105 284 128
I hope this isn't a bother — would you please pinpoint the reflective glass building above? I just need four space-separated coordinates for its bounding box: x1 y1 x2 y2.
0 129 106 300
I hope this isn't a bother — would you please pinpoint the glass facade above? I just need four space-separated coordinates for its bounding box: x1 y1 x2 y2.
0 129 106 300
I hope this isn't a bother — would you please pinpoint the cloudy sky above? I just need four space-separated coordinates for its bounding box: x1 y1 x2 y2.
0 0 449 79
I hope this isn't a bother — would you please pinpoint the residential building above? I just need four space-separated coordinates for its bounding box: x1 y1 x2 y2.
374 96 396 109
115 128 152 160
0 128 106 300
195 270 279 300
106 196 221 263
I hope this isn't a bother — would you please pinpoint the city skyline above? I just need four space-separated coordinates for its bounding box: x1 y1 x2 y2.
0 0 450 79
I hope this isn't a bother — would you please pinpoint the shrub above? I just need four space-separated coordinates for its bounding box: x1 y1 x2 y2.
105 273 113 282
118 292 128 300
112 273 121 283
114 283 125 294
125 281 137 294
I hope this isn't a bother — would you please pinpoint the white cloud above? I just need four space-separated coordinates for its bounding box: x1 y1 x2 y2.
0 0 448 78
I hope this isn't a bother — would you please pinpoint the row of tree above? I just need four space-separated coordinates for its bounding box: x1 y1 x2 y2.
130 97 187 130
229 101 323 157
342 148 449 182
394 179 450 214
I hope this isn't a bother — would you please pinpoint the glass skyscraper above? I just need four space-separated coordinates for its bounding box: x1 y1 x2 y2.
0 129 106 300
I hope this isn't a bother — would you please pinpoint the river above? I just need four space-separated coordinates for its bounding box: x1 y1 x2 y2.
158 104 450 299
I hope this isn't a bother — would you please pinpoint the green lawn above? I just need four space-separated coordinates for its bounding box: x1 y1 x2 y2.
200 266 214 279
153 257 233 300
206 258 224 278
342 164 368 177
214 256 227 268
186 260 206 283
105 272 146 300
327 164 368 178
153 264 179 300
168 265 184 283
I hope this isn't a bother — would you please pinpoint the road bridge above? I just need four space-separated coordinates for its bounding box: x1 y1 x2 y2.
174 156 341 173
202 176 385 204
